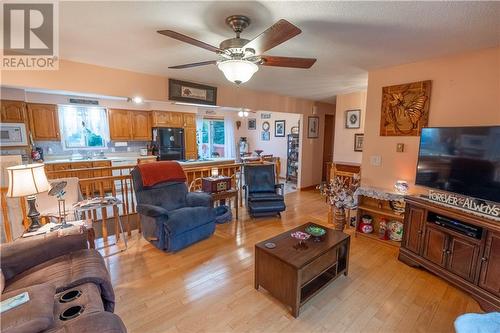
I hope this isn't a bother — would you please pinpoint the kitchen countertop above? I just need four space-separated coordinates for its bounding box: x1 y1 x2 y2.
43 155 157 164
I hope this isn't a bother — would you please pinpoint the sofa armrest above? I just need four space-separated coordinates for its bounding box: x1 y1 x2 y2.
0 232 88 281
137 204 169 218
186 192 213 207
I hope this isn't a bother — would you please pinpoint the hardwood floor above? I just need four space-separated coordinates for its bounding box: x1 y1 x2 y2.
102 190 481 333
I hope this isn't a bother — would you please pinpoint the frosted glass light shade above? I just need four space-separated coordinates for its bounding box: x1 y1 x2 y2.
217 60 258 85
7 163 50 197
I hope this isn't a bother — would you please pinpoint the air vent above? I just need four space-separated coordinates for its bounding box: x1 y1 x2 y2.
69 98 99 105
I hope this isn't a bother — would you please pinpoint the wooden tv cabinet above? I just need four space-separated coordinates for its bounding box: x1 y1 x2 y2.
399 196 500 311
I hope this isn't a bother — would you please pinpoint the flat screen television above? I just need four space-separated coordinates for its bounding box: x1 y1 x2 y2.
415 126 500 203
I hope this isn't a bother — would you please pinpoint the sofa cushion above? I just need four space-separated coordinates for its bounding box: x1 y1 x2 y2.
4 249 115 312
166 206 216 236
1 283 56 333
248 192 284 202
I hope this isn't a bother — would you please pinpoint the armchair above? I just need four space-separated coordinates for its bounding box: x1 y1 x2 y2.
131 162 216 252
243 164 286 217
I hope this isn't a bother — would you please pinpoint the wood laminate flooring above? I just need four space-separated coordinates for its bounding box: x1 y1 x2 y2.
101 190 481 333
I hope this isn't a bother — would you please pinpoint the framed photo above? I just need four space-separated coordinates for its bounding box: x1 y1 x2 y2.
261 131 270 141
307 116 319 138
168 79 217 106
248 118 256 130
274 120 285 137
354 133 364 152
345 109 361 129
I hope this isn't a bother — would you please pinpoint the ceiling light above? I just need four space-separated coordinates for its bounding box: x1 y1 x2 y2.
217 60 258 85
131 96 143 104
243 110 249 117
238 110 244 117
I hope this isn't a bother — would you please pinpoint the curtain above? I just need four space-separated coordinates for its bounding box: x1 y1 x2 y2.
224 116 236 158
196 115 204 159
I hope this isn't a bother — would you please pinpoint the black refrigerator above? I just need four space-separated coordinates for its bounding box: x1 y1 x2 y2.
152 127 185 161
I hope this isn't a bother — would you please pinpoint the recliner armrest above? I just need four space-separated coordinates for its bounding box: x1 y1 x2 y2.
186 192 213 207
0 232 88 281
275 183 284 195
137 204 169 218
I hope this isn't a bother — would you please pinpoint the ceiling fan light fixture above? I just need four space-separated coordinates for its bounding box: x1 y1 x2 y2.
217 59 258 85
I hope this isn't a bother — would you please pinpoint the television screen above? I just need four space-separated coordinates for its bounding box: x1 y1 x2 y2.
415 126 500 203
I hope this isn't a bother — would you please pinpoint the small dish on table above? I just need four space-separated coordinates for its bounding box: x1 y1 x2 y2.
305 225 326 242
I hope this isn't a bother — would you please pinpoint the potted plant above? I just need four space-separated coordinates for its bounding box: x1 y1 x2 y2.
318 174 360 231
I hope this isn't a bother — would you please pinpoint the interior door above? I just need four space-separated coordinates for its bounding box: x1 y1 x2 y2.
321 114 335 181
422 225 448 267
446 235 480 282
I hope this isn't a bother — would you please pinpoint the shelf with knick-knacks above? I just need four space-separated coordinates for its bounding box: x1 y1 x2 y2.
354 185 407 247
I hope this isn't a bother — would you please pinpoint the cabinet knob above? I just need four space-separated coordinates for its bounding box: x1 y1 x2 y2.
442 248 447 253
481 257 488 262
446 250 451 255
417 230 423 235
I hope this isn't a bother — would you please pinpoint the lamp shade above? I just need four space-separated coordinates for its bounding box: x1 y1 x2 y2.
6 163 51 197
217 60 258 85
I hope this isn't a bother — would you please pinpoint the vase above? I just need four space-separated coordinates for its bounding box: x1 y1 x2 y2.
333 207 346 231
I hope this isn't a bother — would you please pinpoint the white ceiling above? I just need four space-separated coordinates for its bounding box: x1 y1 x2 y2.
59 1 500 102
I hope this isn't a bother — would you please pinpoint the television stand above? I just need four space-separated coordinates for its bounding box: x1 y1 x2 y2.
399 196 500 311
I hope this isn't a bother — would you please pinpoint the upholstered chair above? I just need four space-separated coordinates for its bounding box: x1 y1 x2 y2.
243 164 286 217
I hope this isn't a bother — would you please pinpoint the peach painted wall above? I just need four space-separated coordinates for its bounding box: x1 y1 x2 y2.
361 47 500 192
333 91 367 164
1 59 334 188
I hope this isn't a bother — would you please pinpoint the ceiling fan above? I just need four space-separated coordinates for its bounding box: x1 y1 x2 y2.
158 15 317 85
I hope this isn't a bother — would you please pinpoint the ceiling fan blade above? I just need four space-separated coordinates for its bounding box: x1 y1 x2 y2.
158 30 222 53
243 19 301 55
260 56 317 69
168 60 217 69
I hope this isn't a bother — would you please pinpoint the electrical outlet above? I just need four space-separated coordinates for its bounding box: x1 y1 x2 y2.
115 142 128 147
370 155 382 166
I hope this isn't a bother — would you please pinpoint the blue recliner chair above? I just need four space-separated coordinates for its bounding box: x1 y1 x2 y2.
131 162 216 252
244 163 286 217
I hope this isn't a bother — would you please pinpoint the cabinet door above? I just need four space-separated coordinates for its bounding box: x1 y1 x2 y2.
183 113 196 128
1 100 26 122
52 163 72 178
184 127 197 160
152 111 169 126
479 231 500 296
402 206 426 254
447 235 480 282
27 103 60 140
131 111 152 140
422 225 448 267
70 162 94 179
108 109 131 140
169 112 184 127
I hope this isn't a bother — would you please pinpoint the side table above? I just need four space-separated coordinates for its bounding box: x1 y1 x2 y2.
211 189 238 219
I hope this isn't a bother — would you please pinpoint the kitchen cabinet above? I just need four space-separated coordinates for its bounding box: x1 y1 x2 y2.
27 103 60 141
109 109 152 141
184 127 197 160
402 206 425 255
131 111 152 140
46 160 113 193
1 100 26 123
479 231 500 297
169 112 184 127
152 111 183 127
183 113 196 127
108 109 132 140
91 161 113 193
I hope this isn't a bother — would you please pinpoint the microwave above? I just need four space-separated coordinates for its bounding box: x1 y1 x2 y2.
0 123 28 147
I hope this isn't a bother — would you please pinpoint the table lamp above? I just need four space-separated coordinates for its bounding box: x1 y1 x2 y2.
6 163 51 232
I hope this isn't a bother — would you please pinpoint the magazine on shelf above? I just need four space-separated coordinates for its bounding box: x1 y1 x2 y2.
73 196 121 209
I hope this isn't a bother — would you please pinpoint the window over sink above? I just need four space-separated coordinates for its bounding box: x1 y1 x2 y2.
58 105 109 149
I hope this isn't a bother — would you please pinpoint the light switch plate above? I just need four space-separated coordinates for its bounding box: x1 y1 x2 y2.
370 155 382 166
396 143 405 152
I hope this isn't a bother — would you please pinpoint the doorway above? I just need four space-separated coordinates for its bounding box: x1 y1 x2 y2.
322 114 335 181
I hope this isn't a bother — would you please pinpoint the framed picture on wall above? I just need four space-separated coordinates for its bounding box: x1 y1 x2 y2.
248 118 256 130
274 120 285 137
345 109 361 129
261 131 270 141
307 116 319 138
354 133 364 152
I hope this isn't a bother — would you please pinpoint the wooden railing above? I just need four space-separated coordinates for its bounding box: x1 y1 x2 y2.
1 162 245 243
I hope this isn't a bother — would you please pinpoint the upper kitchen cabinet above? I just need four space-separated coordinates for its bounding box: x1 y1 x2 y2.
108 109 131 140
131 111 152 140
183 113 196 128
1 100 26 123
152 111 184 128
27 103 60 141
109 109 152 141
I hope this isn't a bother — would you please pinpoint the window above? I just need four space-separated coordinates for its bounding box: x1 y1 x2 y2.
200 118 225 158
58 105 108 149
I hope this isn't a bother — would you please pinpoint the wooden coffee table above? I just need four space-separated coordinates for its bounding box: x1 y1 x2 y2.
255 223 350 317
